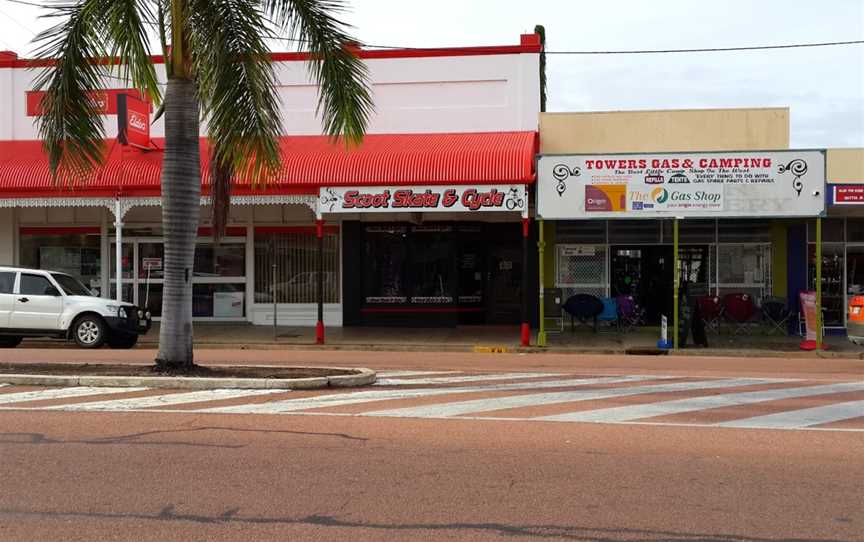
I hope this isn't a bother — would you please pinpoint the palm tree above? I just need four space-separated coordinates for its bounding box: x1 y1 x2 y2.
32 0 372 370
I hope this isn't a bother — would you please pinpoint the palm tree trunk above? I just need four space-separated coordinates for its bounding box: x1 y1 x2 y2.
156 78 200 369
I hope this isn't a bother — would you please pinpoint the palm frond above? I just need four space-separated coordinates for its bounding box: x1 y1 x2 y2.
103 0 161 104
263 0 372 143
32 0 110 181
189 0 281 179
188 0 283 239
32 0 159 182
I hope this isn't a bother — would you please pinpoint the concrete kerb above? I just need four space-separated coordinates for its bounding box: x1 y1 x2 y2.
0 367 377 390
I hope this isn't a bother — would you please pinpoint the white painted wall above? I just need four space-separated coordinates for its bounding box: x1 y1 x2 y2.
1 43 539 141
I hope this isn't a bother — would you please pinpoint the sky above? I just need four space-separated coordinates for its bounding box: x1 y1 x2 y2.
0 0 862 148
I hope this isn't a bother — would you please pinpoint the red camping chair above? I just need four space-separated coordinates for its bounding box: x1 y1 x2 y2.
697 296 723 334
723 293 756 335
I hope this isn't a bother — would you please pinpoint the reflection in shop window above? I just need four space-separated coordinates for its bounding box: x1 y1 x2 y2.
361 227 407 304
716 244 772 304
411 231 452 304
254 230 340 304
809 243 844 327
20 233 102 293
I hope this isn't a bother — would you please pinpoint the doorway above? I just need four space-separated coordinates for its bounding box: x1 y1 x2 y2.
611 244 711 325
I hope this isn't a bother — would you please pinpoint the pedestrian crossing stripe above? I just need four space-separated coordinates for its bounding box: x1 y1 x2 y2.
42 388 284 411
375 372 562 386
537 381 864 422
362 378 787 418
199 375 654 414
0 373 862 432
0 386 147 404
715 399 864 429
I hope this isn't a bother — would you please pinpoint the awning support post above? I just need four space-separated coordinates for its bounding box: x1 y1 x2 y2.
114 198 123 302
315 211 325 346
521 216 531 347
537 219 546 347
816 216 823 349
673 218 680 350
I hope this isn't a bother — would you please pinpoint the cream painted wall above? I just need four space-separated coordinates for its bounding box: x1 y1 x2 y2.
0 210 14 264
827 148 864 183
539 108 789 154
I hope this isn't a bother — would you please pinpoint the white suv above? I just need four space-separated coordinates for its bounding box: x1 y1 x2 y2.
0 266 151 349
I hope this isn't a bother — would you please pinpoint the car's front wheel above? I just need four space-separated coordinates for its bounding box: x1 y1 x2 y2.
0 336 22 348
73 315 106 348
108 334 138 349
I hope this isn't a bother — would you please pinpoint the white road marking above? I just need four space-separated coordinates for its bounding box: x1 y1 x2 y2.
376 371 462 378
538 382 864 422
41 389 285 411
363 378 789 418
714 400 864 429
0 386 147 404
197 375 662 414
375 372 562 386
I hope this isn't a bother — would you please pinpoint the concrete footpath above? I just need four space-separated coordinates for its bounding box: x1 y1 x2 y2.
18 322 864 360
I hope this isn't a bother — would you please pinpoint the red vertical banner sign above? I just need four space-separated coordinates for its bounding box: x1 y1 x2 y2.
116 93 151 149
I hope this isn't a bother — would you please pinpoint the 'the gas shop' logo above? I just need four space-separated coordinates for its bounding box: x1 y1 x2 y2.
651 187 669 204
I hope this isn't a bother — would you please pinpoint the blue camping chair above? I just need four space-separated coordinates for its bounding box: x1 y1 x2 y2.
597 297 620 331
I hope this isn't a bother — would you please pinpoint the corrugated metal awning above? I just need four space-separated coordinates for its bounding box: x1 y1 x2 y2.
0 131 537 199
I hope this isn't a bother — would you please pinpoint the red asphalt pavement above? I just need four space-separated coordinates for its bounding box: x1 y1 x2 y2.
0 348 862 541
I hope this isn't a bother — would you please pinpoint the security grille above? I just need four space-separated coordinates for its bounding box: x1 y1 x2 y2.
556 244 607 298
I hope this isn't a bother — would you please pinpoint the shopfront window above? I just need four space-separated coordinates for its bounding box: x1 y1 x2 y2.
360 226 408 304
410 227 453 303
717 244 772 302
20 230 102 293
195 244 245 277
809 243 845 327
254 229 340 304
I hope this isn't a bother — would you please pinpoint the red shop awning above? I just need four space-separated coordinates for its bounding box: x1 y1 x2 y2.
0 131 537 199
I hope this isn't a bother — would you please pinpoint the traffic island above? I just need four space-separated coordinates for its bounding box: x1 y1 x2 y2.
0 363 376 390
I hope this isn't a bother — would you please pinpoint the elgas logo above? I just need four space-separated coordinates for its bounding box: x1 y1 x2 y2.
128 112 148 132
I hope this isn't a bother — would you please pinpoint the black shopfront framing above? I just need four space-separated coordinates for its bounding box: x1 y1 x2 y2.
342 221 538 327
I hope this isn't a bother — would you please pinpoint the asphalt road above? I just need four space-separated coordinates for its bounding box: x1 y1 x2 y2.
0 349 862 541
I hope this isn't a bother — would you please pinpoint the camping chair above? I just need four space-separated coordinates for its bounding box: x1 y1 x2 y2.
697 296 723 334
761 296 791 335
723 293 757 335
562 294 604 332
616 295 645 332
597 297 620 332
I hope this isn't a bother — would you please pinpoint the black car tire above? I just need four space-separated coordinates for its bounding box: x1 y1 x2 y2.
72 315 107 348
108 334 139 349
0 336 22 348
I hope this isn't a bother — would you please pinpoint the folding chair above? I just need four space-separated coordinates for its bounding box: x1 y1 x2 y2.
761 296 791 335
597 297 620 332
723 293 756 335
697 296 723 334
616 295 645 332
562 294 604 332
